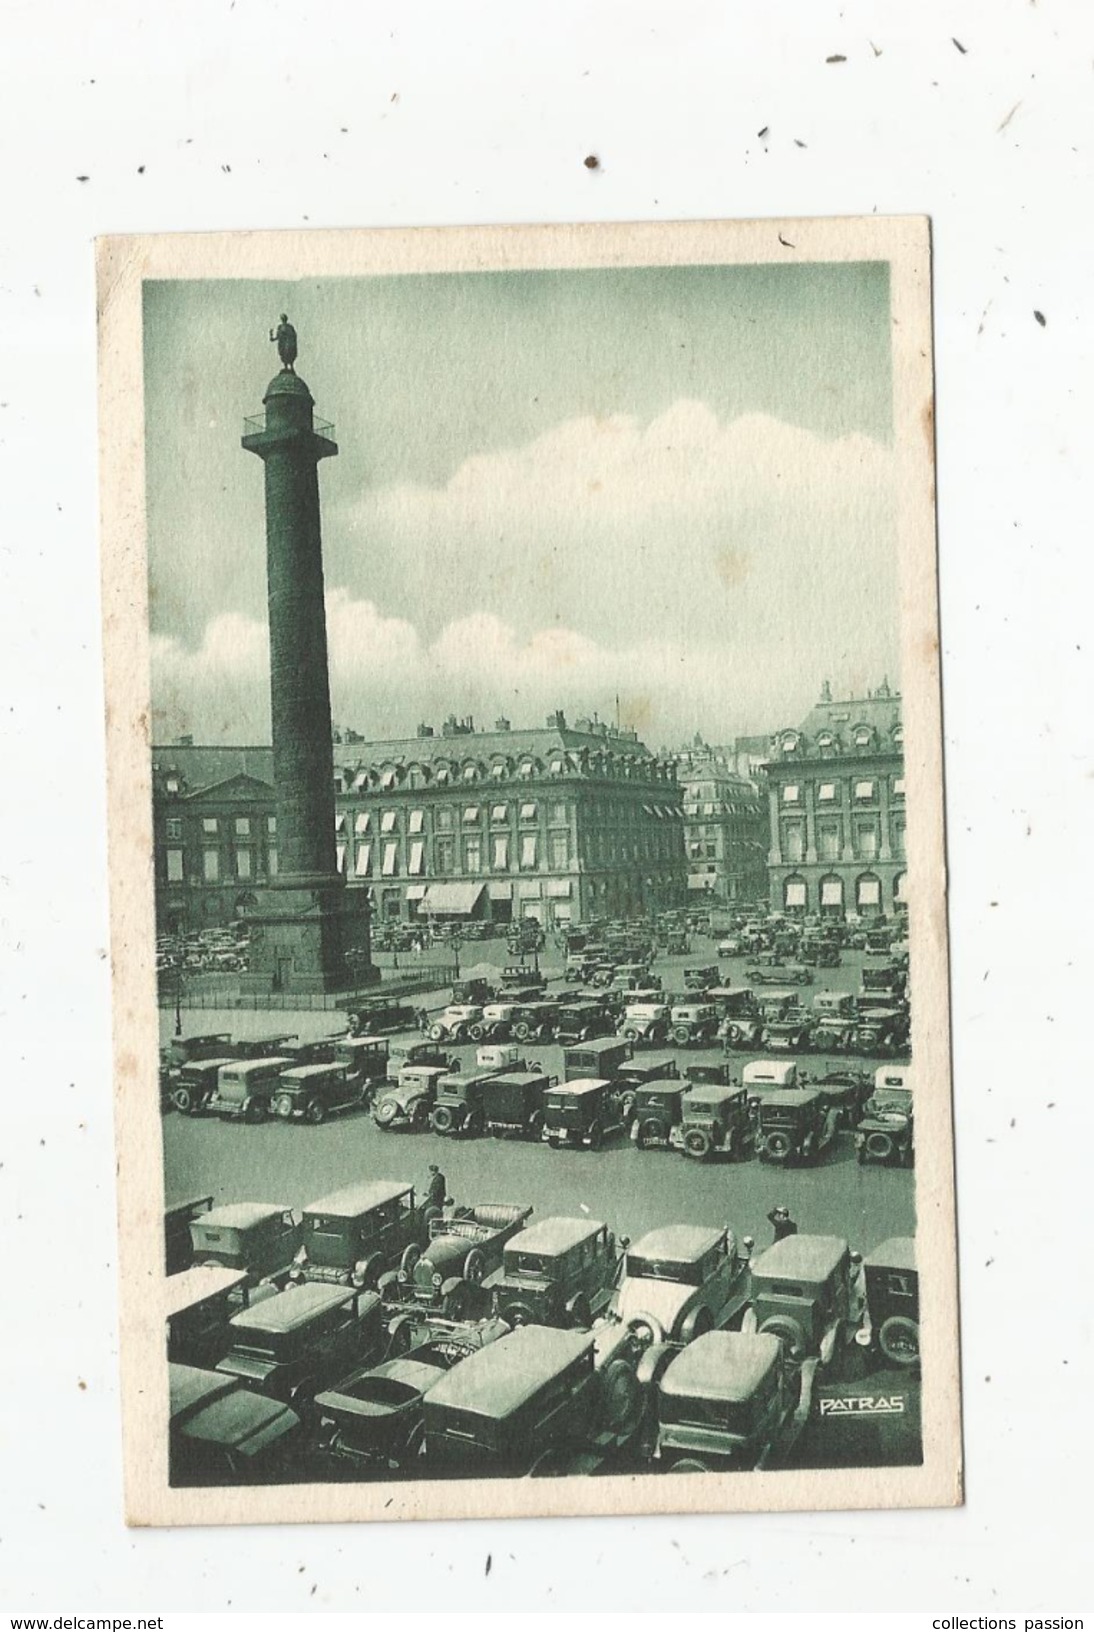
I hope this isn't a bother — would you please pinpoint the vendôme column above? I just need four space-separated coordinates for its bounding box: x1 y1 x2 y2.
241 316 373 993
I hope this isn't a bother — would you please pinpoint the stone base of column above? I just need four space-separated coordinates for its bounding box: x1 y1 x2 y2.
239 883 377 995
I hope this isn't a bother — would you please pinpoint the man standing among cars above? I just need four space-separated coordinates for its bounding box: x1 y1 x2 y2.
425 1163 447 1212
767 1205 798 1243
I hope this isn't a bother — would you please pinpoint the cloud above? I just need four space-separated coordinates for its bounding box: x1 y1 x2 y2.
151 404 900 746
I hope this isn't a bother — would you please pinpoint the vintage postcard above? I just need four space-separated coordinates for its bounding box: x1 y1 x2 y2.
97 217 960 1525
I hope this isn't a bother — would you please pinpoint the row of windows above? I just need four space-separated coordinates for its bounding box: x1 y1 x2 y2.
165 815 277 840
334 798 678 832
336 755 674 792
782 871 907 911
338 832 560 879
165 847 276 883
780 815 906 864
778 724 904 756
781 777 904 806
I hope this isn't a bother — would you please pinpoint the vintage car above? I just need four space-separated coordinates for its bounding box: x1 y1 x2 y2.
468 1001 521 1042
810 990 858 1052
427 1004 484 1044
860 961 907 999
664 929 691 955
429 1067 504 1137
347 998 418 1037
385 1038 460 1075
742 1233 862 1366
638 1330 798 1472
314 1319 510 1471
683 1061 734 1087
371 1064 448 1132
207 1056 295 1122
480 1071 555 1140
620 1001 671 1047
450 977 493 1005
272 1062 367 1125
164 1032 235 1072
503 999 560 1042
670 1083 754 1161
380 1202 534 1319
553 1000 615 1045
630 1081 685 1150
763 1005 815 1052
709 987 764 1049
164 1194 213 1274
295 1180 438 1288
683 965 720 992
488 1216 624 1329
742 1057 799 1111
851 1002 910 1057
755 1087 841 1165
169 1055 238 1116
854 1236 919 1367
716 934 744 957
855 1067 914 1165
169 1363 302 1486
611 1225 751 1345
746 961 813 987
217 1282 386 1410
166 1265 255 1368
669 1002 720 1048
422 1321 645 1476
563 1038 632 1083
327 1036 391 1094
189 1202 302 1283
800 938 841 969
543 1077 629 1149
806 1066 874 1129
499 964 546 992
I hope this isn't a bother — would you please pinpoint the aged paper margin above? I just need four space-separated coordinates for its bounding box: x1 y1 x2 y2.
97 215 961 1527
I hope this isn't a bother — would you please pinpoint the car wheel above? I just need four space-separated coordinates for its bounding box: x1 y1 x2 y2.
668 1456 711 1473
387 1314 415 1356
759 1314 806 1362
636 1118 661 1149
626 1311 666 1350
683 1127 712 1160
305 1099 326 1125
506 1301 536 1328
171 1086 194 1114
431 1104 455 1135
373 1098 398 1127
427 1023 445 1042
598 1357 642 1443
622 1026 639 1043
672 1027 691 1047
463 1248 486 1285
866 1130 895 1161
468 1024 484 1042
878 1315 920 1367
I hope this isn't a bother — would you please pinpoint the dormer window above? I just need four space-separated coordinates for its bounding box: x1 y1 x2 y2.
381 768 397 790
781 732 799 756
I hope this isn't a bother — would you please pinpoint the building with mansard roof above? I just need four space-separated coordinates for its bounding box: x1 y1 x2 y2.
668 738 768 906
763 680 907 920
151 710 687 933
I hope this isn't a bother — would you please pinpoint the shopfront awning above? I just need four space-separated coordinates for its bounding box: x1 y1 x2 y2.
487 881 513 900
420 881 485 916
405 884 428 901
688 873 714 891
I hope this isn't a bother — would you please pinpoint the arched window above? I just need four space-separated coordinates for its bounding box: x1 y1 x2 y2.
856 872 882 916
783 874 808 913
819 874 844 916
893 871 908 906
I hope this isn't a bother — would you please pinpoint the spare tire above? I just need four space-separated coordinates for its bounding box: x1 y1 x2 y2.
764 1129 792 1161
866 1130 895 1161
878 1314 920 1367
759 1313 807 1361
636 1118 663 1149
171 1086 194 1114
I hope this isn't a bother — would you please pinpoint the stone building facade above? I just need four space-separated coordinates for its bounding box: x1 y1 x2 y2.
152 758 277 934
669 740 768 905
763 683 907 919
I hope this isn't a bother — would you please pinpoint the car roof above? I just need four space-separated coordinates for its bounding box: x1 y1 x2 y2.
683 1083 739 1105
487 1072 545 1088
743 1061 797 1084
279 1062 343 1081
228 1281 367 1334
864 1236 916 1272
756 1088 821 1108
168 1362 238 1419
508 1216 606 1254
564 1038 623 1053
752 1233 849 1280
220 1056 294 1074
335 1035 385 1050
198 1201 288 1232
180 1055 237 1073
635 1079 684 1096
165 1266 250 1318
548 1077 610 1097
628 1223 723 1261
303 1179 413 1217
426 1325 593 1418
660 1332 782 1403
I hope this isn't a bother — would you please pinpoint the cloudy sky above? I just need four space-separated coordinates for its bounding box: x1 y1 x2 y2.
144 260 898 749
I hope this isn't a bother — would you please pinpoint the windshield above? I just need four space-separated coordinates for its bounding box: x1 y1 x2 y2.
504 1252 552 1279
626 1255 700 1285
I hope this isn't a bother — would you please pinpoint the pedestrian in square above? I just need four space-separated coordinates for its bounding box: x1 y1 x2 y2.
425 1163 447 1212
767 1205 798 1243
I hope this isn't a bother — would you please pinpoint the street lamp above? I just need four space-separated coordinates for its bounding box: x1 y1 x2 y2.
174 960 183 1037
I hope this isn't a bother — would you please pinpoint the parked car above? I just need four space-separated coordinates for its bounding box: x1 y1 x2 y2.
164 1033 234 1072
716 935 744 957
169 1363 302 1485
620 1001 671 1047
612 1225 751 1346
683 965 720 992
810 991 858 1052
427 1004 483 1045
380 1202 534 1320
638 1331 798 1472
806 1066 873 1129
429 1068 500 1137
741 1057 799 1111
271 1062 365 1125
314 1319 509 1472
669 1002 720 1048
630 1081 685 1150
422 1321 645 1476
553 1000 615 1044
860 962 907 999
169 1056 238 1116
385 1038 460 1074
372 1064 448 1132
755 1088 840 1165
164 1194 213 1274
710 987 764 1050
166 1266 255 1368
851 1002 910 1057
480 1070 555 1140
742 1233 862 1366
854 1236 919 1368
855 1067 914 1165
489 1216 624 1329
295 1180 439 1288
207 1057 295 1122
763 1005 815 1052
670 1083 754 1162
347 999 418 1036
216 1282 386 1413
328 1036 391 1095
543 1077 629 1149
506 999 560 1042
450 978 492 1005
499 964 546 992
746 962 812 987
188 1202 302 1284
562 1038 632 1083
